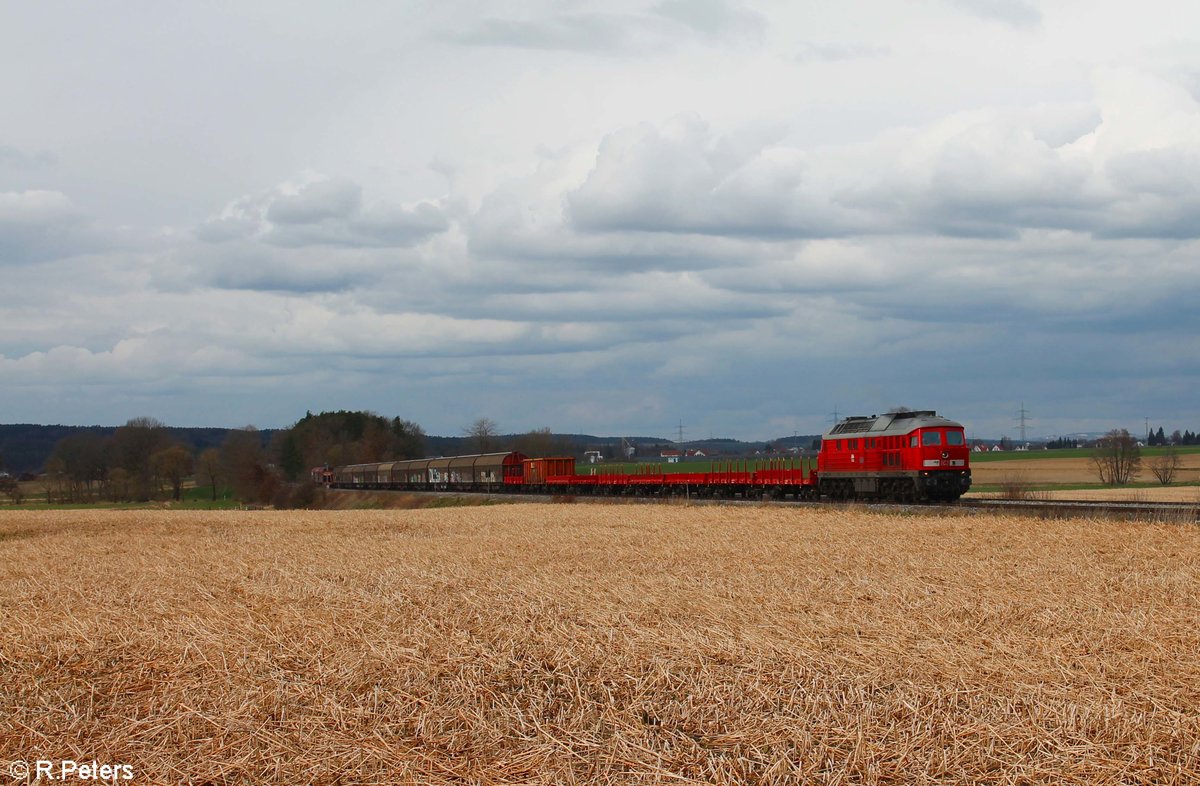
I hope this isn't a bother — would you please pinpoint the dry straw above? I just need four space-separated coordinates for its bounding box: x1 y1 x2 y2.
2 505 1199 784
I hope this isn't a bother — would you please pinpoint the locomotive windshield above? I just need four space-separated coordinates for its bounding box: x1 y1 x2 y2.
946 431 965 446
921 431 942 446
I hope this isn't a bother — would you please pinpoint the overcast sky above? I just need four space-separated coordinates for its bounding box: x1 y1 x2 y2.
3 0 1199 441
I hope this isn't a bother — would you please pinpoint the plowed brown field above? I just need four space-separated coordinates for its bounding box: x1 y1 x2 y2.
2 506 1199 785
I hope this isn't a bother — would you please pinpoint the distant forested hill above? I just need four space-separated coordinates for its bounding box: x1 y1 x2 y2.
2 422 821 475
0 424 275 475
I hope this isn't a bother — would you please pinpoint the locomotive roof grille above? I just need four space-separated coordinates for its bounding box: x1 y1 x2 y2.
827 410 942 435
829 417 875 434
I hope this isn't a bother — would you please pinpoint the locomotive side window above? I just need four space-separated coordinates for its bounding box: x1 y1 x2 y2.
910 435 918 447
922 431 942 446
946 431 965 446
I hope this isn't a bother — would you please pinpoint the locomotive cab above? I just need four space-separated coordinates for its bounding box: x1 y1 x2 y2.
910 425 970 501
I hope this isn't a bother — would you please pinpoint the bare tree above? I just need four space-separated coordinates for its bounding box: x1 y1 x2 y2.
514 427 560 458
151 444 194 501
221 426 270 503
46 432 109 502
464 418 499 453
197 448 222 501
1091 429 1142 486
111 417 171 501
0 475 22 505
1148 448 1182 485
106 467 132 503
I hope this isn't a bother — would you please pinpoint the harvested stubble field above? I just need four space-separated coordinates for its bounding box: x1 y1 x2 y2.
2 506 1199 785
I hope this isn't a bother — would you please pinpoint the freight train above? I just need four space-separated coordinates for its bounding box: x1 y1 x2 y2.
324 410 971 503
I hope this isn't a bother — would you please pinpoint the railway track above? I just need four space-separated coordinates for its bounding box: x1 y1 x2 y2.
330 488 1200 522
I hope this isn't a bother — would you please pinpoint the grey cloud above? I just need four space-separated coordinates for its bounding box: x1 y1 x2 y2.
266 178 362 224
1025 104 1102 148
176 241 381 293
444 0 764 54
1094 148 1200 238
470 185 764 270
197 177 450 252
1105 147 1200 197
448 272 786 324
445 14 657 53
794 41 890 64
652 0 766 42
1180 66 1200 104
950 0 1042 29
0 145 57 171
265 201 449 248
0 190 110 265
194 214 260 243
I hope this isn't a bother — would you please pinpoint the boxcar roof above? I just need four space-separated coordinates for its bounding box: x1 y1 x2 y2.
338 452 521 473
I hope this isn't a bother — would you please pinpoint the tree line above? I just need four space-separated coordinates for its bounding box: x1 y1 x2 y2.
42 411 428 506
34 411 595 507
46 417 196 503
1146 426 1200 446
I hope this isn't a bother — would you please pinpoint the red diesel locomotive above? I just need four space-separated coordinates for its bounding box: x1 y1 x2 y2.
328 410 971 503
816 410 971 502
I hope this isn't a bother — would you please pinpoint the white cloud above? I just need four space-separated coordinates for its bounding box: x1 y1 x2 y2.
562 69 1200 241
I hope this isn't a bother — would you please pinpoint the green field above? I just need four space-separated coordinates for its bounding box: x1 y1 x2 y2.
1 483 243 511
968 445 1200 462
